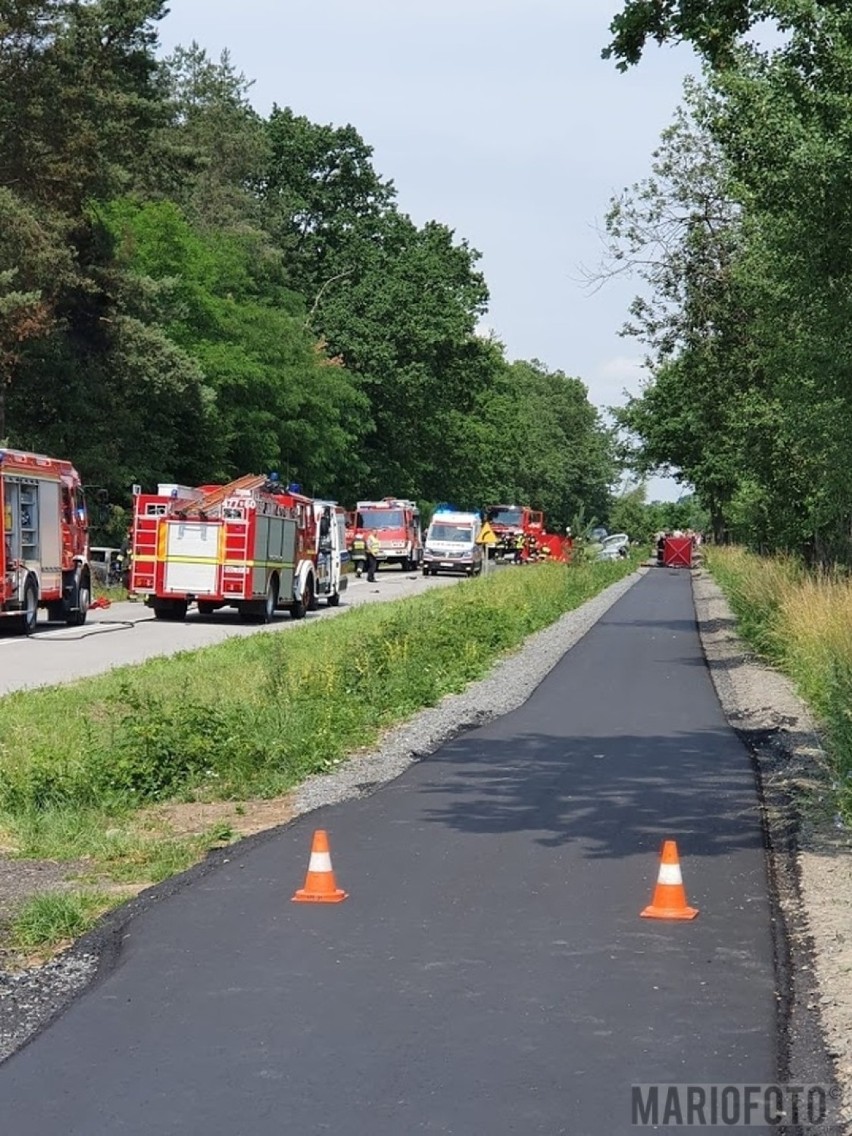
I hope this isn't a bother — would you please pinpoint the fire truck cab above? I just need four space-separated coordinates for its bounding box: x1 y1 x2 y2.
0 448 91 634
483 503 567 563
350 498 422 571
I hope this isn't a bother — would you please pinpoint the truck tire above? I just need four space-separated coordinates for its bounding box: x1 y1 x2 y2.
259 576 278 623
239 577 278 623
153 599 188 621
65 568 91 627
17 579 39 636
197 601 218 615
327 590 341 607
290 578 312 620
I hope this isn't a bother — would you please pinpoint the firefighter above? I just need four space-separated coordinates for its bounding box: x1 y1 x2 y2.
366 529 381 582
514 532 525 563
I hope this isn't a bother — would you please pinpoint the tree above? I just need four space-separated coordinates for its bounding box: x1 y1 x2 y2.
597 85 768 538
157 43 271 227
101 198 367 494
603 1 849 71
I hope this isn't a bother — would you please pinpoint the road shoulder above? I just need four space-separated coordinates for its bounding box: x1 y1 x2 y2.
693 567 850 1118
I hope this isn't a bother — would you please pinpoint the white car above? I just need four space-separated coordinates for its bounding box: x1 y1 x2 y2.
596 533 630 561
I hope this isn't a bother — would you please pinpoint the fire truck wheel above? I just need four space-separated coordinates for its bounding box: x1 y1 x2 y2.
17 579 39 636
197 601 217 615
153 600 188 621
326 590 341 607
65 570 91 627
307 580 319 612
260 576 279 623
289 579 311 620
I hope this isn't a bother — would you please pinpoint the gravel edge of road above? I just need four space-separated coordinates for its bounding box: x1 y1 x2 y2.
692 568 849 1126
0 566 645 1065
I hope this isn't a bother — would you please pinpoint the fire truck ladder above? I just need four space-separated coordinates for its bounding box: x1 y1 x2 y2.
172 474 268 519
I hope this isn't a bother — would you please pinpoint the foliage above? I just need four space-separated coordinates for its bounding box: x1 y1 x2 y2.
603 1 849 71
707 546 852 824
0 560 633 818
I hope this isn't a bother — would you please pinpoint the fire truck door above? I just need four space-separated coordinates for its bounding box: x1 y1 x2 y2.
162 521 223 596
38 480 62 593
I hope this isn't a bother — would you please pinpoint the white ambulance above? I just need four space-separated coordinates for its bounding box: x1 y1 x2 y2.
422 510 483 577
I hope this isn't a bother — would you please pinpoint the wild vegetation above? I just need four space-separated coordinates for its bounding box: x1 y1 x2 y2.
0 2 616 535
604 3 852 561
706 547 852 825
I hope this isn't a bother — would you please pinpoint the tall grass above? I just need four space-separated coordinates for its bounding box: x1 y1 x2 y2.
706 547 852 823
10 891 113 951
0 560 633 866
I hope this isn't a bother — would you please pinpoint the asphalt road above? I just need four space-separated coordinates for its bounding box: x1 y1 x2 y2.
0 568 458 696
0 569 779 1134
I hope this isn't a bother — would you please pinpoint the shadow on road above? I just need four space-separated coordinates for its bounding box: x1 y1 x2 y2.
419 726 762 860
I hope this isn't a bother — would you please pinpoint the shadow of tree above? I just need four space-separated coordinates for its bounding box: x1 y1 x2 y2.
419 726 763 859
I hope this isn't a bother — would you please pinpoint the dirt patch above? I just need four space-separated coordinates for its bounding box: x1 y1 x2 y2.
141 795 297 839
693 568 852 1123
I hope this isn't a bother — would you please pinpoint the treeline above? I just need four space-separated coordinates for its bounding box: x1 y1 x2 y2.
603 2 852 562
0 1 615 534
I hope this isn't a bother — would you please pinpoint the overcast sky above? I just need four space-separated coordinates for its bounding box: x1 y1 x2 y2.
158 2 697 502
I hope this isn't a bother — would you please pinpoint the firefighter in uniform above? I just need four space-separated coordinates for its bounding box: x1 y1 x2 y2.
366 530 381 582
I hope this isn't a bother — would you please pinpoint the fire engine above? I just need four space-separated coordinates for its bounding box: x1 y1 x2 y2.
349 498 423 572
483 503 569 562
129 475 349 621
0 448 91 634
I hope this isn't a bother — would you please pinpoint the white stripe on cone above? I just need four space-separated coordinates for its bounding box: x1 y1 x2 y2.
308 851 333 873
658 863 683 885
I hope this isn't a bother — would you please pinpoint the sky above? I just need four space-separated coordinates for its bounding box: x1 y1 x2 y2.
157 1 698 502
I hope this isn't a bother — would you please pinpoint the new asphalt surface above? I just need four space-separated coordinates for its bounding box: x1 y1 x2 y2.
1 569 779 1134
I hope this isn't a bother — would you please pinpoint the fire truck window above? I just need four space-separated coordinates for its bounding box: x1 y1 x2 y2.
487 507 523 527
358 509 404 529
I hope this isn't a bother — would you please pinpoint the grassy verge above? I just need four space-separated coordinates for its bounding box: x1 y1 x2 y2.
1 560 634 881
706 546 852 824
9 891 114 953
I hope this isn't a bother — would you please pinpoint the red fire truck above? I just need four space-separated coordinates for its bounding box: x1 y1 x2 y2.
129 475 348 621
0 448 91 634
483 503 569 563
348 498 423 572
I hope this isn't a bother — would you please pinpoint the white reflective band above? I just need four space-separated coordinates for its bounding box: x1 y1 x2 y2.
658 863 683 885
309 852 333 872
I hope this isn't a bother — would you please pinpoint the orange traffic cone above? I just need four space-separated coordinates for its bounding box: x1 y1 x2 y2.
641 840 698 920
292 830 348 904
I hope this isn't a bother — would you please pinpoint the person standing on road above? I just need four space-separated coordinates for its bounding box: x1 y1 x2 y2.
366 529 381 582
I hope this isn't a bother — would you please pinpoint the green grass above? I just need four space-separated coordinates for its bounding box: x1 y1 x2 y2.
10 891 113 951
0 559 634 870
706 546 852 825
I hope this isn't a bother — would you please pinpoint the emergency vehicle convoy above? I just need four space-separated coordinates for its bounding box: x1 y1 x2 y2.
129 475 349 621
347 498 423 572
0 448 91 634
